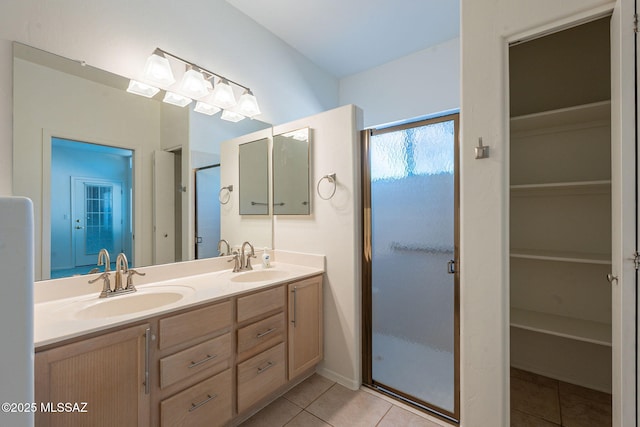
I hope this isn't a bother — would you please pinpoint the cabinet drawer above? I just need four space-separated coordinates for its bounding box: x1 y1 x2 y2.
159 301 231 350
237 343 286 412
160 333 231 389
237 286 285 323
160 369 232 427
237 312 285 357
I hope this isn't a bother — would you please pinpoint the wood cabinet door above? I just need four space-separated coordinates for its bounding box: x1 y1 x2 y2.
35 323 151 427
288 275 323 379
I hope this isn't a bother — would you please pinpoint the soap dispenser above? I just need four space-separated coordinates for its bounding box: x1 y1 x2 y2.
261 248 271 269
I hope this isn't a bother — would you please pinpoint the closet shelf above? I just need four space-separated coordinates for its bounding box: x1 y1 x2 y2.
510 180 611 194
510 248 611 265
511 308 611 347
510 100 611 133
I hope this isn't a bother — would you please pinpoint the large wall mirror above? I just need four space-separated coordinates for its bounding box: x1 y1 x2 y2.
13 42 272 280
273 128 311 215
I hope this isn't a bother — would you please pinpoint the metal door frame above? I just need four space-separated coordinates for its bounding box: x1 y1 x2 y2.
361 112 460 423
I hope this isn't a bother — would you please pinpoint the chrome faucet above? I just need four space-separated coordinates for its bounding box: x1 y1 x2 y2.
228 250 241 272
217 239 231 256
240 241 256 271
97 248 111 272
88 252 143 298
114 253 129 292
89 270 112 298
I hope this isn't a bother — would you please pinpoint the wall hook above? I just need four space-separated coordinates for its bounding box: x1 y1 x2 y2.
475 137 490 159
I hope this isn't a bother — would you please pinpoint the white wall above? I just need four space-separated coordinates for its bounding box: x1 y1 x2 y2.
273 105 363 389
0 0 339 197
459 1 612 426
339 38 459 129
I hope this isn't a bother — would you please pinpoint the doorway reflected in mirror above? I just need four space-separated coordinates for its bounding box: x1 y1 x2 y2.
50 138 133 278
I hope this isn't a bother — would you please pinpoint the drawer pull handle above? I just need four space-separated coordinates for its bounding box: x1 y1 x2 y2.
189 354 218 369
257 361 274 374
256 328 276 338
189 394 217 412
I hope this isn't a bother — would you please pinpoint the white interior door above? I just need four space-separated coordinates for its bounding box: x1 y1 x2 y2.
610 0 637 424
153 150 176 265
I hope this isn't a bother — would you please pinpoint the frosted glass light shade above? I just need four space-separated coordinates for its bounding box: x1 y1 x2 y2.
220 109 246 122
236 90 261 118
194 101 221 116
163 91 192 107
210 79 237 109
126 80 160 98
179 69 209 99
142 54 175 86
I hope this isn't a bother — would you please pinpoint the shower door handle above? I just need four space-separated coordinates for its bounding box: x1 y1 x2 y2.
447 260 456 274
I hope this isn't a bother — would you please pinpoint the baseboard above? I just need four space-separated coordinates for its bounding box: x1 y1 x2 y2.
316 367 360 390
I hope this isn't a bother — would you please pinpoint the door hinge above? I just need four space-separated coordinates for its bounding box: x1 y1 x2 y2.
633 251 640 270
634 13 639 33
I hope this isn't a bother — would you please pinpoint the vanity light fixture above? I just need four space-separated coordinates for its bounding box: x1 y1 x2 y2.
179 68 210 99
128 48 261 121
142 52 175 86
221 109 246 122
194 101 221 116
126 80 160 98
210 78 238 110
163 91 192 107
236 89 261 118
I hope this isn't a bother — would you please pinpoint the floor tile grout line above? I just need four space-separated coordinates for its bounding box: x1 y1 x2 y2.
304 409 335 427
374 404 394 427
303 381 339 411
557 382 564 427
282 378 337 410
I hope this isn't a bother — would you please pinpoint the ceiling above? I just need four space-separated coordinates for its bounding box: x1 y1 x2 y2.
226 0 460 78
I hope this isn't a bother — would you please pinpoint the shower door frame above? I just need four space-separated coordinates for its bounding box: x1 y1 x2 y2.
361 112 460 423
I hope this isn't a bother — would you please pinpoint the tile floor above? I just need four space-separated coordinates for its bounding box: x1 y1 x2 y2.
510 368 612 427
240 370 613 427
239 374 445 427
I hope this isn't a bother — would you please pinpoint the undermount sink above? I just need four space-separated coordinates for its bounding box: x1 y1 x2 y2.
69 286 194 319
230 269 289 283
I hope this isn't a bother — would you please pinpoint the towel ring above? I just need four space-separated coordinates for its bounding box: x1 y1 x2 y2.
316 173 336 200
218 185 233 204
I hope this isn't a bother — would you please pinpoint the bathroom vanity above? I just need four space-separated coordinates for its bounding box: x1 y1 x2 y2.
33 254 323 426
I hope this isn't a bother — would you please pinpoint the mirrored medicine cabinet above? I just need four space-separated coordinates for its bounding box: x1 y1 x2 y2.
237 127 310 216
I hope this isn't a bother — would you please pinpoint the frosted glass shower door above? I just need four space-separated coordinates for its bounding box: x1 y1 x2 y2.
367 114 459 419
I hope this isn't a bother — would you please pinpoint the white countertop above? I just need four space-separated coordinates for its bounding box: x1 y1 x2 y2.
35 258 323 348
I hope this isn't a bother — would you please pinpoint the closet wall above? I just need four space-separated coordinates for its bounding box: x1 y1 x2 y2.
509 17 612 392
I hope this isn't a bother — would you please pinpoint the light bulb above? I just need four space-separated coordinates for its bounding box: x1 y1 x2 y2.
126 80 160 98
194 101 221 116
142 54 175 86
210 79 237 109
236 89 261 118
163 91 192 107
220 109 246 122
179 69 209 99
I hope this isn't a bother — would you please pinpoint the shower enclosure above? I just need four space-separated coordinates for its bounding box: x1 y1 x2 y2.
362 113 460 422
